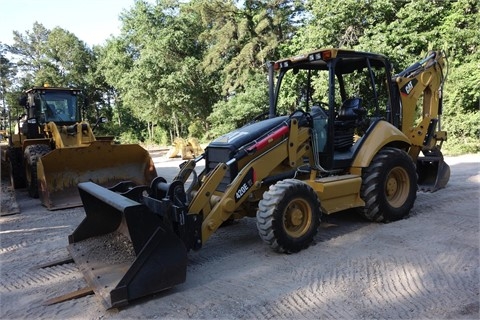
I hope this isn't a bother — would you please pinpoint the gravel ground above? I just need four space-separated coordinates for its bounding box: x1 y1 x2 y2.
0 153 479 319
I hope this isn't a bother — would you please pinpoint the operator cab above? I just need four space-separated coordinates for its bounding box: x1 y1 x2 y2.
32 88 81 125
271 48 397 171
18 87 82 139
20 87 82 125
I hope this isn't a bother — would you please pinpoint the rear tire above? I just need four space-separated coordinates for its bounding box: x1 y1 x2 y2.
24 144 51 198
358 147 417 222
256 179 321 253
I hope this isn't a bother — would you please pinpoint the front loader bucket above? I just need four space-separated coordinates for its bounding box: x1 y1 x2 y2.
37 141 157 210
68 182 187 309
417 152 451 192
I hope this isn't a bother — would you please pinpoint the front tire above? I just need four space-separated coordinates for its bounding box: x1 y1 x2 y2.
24 144 51 198
256 179 321 253
358 147 417 222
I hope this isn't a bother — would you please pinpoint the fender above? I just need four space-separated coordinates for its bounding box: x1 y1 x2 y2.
351 120 411 170
22 138 51 151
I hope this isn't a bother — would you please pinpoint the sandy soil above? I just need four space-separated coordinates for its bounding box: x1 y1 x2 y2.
0 153 479 319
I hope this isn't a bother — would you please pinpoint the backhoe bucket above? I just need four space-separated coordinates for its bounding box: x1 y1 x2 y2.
37 141 157 210
417 152 450 192
68 182 187 309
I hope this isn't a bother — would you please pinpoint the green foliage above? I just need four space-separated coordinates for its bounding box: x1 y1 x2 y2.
152 125 170 146
207 73 269 138
11 23 94 88
0 45 20 124
2 0 478 152
292 0 402 54
347 0 479 153
5 22 109 128
197 0 303 95
188 119 208 142
118 130 145 144
443 111 480 155
444 60 480 115
97 0 216 143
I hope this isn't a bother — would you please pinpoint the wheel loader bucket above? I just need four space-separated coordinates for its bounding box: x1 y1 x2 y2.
68 182 187 309
417 153 450 192
37 141 157 210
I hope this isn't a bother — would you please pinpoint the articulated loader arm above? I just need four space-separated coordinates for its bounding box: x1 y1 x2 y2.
45 121 96 148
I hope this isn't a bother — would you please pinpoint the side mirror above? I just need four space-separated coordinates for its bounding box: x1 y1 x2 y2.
92 116 108 132
18 95 27 107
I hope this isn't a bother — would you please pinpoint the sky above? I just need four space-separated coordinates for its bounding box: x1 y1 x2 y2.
0 0 144 47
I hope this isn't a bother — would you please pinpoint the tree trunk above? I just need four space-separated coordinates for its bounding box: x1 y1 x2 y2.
173 111 180 138
147 121 154 142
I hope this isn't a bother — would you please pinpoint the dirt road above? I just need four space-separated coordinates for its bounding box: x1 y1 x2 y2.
1 154 479 319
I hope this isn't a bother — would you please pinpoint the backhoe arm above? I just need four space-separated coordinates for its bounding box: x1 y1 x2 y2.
393 51 450 191
393 51 447 161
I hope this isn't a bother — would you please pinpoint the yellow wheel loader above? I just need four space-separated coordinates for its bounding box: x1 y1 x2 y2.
1 86 157 211
47 49 449 308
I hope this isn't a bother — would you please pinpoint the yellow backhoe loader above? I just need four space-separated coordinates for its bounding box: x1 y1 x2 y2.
0 86 157 211
45 49 449 308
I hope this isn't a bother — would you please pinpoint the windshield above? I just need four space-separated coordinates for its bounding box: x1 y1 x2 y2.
275 58 390 120
275 67 330 116
35 91 80 123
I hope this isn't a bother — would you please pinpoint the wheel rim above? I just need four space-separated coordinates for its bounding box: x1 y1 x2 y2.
282 198 312 238
385 166 410 208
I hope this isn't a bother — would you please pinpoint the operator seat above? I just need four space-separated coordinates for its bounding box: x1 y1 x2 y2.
337 98 365 121
46 103 57 120
334 98 366 150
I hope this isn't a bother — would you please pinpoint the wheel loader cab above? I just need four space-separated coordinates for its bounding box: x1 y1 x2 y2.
31 88 81 125
13 86 158 210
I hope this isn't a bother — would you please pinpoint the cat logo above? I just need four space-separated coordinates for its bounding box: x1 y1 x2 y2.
400 79 418 96
405 81 414 94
